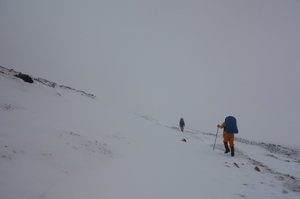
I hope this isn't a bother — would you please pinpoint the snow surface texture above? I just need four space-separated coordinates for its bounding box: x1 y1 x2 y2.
1 66 300 199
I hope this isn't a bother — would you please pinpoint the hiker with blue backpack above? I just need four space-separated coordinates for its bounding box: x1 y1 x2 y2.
179 118 185 132
217 116 238 157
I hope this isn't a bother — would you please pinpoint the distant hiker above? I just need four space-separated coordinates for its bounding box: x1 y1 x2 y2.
179 118 185 132
217 116 238 157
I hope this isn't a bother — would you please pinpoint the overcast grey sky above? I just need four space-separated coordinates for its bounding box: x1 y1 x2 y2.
1 0 300 147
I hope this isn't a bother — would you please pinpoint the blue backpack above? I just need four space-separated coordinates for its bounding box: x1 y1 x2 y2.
224 116 238 134
179 118 185 126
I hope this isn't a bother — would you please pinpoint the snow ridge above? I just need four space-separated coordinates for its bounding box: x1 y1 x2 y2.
0 66 96 99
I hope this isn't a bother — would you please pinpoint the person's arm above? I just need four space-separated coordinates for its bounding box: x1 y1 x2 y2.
218 122 225 129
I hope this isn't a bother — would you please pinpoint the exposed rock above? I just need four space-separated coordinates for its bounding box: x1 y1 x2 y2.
254 166 261 172
234 163 240 168
14 73 34 83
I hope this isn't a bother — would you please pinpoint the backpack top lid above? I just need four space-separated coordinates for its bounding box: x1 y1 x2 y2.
225 116 238 134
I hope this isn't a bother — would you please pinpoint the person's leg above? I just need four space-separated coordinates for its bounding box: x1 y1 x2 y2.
229 134 235 156
228 134 234 147
224 143 230 153
223 133 230 153
180 126 184 132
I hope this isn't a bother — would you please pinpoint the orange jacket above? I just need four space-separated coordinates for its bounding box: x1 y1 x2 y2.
218 122 226 129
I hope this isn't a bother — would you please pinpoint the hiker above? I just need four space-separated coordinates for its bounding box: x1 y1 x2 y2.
217 116 238 156
179 118 185 132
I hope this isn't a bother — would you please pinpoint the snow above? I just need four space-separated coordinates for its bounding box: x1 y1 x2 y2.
1 67 300 199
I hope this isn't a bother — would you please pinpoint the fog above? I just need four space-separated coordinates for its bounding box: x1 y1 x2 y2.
1 0 300 147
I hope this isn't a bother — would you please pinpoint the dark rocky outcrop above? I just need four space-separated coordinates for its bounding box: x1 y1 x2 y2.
14 73 34 83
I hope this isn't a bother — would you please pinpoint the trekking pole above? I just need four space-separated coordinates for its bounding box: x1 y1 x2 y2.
213 127 219 150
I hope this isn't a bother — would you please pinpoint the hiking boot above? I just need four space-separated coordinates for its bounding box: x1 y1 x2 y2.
224 143 230 154
231 146 235 157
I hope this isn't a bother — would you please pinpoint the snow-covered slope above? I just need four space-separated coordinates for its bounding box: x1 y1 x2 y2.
1 66 299 199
